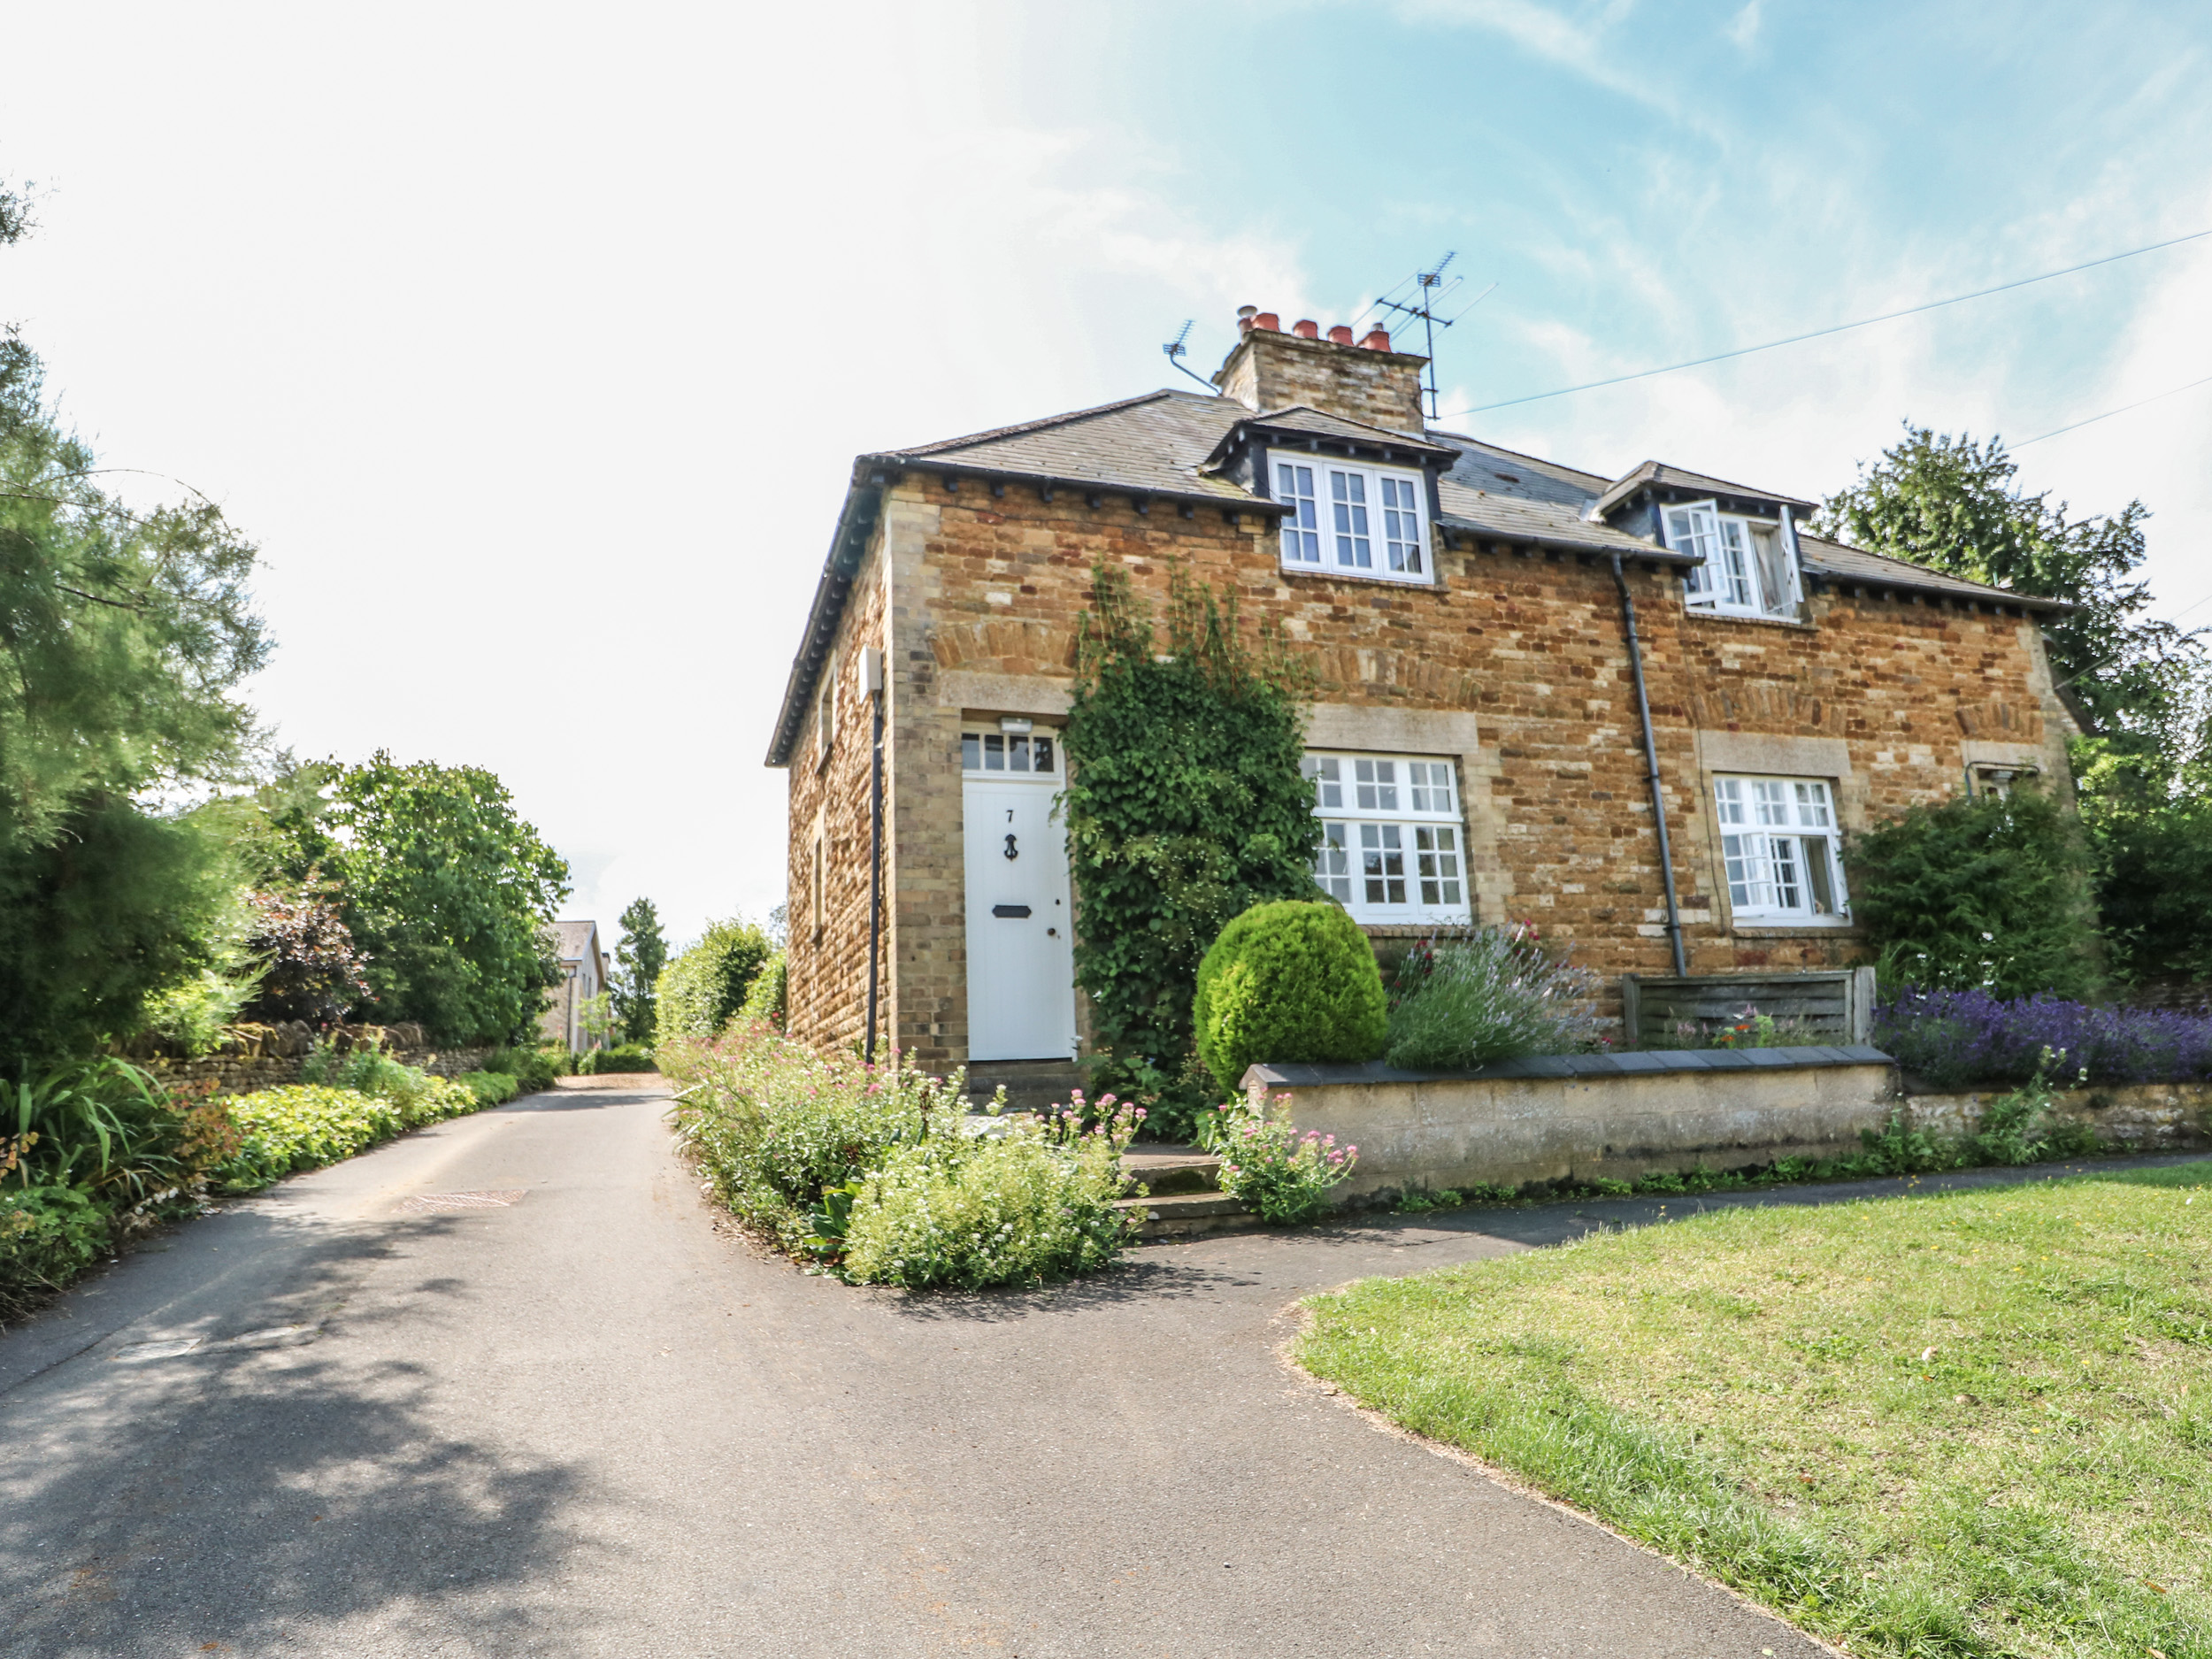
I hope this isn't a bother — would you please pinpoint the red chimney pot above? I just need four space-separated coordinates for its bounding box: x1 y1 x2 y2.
1252 311 1280 332
1236 303 1258 334
1359 327 1393 352
1326 324 1354 345
1293 319 1320 339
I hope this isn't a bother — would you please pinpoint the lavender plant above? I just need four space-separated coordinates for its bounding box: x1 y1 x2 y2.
1384 924 1602 1070
1875 988 2212 1087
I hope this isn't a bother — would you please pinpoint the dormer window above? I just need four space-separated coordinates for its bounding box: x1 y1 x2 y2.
1666 501 1801 618
1272 451 1432 585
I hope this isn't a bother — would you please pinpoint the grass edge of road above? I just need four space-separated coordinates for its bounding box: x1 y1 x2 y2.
1295 1160 2212 1659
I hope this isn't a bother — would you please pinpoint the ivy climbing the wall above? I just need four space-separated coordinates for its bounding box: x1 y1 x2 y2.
1062 562 1320 1139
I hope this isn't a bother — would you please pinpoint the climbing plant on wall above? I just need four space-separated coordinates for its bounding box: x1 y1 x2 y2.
1061 562 1319 1136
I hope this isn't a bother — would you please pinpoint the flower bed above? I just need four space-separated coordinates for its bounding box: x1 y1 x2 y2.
661 1027 1141 1288
1876 989 2212 1088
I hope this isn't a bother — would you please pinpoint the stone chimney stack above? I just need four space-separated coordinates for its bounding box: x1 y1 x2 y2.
1211 304 1429 433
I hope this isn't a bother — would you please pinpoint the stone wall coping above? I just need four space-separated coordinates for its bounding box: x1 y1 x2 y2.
1243 1044 1897 1088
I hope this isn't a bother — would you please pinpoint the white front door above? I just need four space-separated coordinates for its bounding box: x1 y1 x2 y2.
962 729 1077 1062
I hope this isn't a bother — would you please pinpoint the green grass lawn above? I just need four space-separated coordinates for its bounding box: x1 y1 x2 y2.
1300 1164 2212 1659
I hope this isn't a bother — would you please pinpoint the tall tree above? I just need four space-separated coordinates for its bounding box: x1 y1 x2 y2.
0 192 269 1069
1818 425 2203 741
330 753 570 1045
611 897 668 1042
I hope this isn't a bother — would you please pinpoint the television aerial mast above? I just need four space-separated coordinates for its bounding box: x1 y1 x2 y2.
1371 252 1494 421
1161 319 1217 391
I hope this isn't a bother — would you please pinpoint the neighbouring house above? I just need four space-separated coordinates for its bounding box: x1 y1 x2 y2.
541 918 611 1052
768 307 2072 1076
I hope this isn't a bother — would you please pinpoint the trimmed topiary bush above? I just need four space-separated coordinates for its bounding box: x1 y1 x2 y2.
1193 900 1387 1096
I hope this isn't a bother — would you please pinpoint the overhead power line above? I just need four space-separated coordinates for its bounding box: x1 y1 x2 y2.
1434 227 2212 419
2012 370 2212 449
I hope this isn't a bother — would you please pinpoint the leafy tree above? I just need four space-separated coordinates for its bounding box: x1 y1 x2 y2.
0 206 268 1071
1062 563 1319 1133
1846 787 2102 1000
328 752 569 1045
240 887 369 1025
653 918 774 1043
611 897 668 1042
2071 728 2212 986
1818 425 2204 741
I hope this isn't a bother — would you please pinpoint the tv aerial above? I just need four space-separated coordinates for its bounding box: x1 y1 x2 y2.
1371 252 1496 420
1162 319 1217 391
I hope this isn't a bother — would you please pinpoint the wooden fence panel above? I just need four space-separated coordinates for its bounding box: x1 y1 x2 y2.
1621 967 1876 1048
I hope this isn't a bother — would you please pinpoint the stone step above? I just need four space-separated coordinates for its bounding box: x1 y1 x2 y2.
1122 1144 1222 1195
963 1059 1086 1117
1118 1190 1258 1241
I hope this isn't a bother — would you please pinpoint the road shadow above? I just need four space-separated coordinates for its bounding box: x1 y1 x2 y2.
872 1250 1268 1325
0 1212 606 1658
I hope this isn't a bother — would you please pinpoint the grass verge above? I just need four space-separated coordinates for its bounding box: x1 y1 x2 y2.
1301 1163 2212 1658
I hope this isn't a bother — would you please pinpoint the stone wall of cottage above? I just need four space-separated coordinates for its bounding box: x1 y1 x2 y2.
1214 325 1428 433
783 465 2074 1064
783 534 894 1057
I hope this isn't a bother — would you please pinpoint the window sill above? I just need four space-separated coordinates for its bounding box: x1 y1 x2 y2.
1278 563 1439 592
1728 921 1861 937
1682 606 1812 631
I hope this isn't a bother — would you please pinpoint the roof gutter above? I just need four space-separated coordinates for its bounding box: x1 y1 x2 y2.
765 478 884 768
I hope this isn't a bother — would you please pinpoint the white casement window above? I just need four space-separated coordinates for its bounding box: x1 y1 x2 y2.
1667 501 1801 618
960 730 1058 776
1302 752 1471 925
1712 775 1848 921
1272 452 1432 584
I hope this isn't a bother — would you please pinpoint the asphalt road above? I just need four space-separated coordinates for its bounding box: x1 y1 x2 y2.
6 1081 2195 1658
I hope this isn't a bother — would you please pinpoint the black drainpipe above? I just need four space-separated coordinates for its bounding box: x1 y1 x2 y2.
1610 550 1688 977
864 648 887 1064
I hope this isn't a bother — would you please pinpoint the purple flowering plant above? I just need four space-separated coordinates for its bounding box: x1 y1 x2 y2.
1873 988 2212 1088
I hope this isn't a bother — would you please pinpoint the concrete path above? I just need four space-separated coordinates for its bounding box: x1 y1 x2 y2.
3 1083 2196 1658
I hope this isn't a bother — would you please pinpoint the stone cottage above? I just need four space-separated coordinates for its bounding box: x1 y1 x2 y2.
540 918 611 1053
766 308 2072 1080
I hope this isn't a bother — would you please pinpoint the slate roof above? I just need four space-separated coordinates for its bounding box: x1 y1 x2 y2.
1797 534 2065 611
867 389 1255 506
1594 459 1819 518
551 919 600 964
768 387 2065 764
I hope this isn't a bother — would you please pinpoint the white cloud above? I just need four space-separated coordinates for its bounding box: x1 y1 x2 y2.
1724 0 1764 50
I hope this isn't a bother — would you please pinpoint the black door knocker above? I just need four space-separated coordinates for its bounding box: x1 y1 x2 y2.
1003 833 1019 860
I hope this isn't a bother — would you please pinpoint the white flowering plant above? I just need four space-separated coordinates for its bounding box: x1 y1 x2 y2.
841 1119 1137 1290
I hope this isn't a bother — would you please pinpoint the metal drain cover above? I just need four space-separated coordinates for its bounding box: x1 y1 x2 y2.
399 1189 526 1213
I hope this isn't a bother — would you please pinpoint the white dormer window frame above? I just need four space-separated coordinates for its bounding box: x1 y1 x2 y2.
1665 499 1803 619
1271 450 1433 587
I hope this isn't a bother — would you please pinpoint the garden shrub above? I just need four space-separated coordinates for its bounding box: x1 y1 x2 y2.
1199 1094 1356 1224
1063 563 1319 1138
663 1026 974 1248
211 1073 482 1192
458 1071 520 1106
1193 900 1386 1095
3 1057 232 1211
1872 987 2212 1087
577 1044 657 1074
481 1045 562 1094
1847 787 2102 999
298 1041 477 1123
212 1086 409 1189
737 950 787 1032
654 918 776 1045
1385 925 1602 1071
0 1184 112 1318
841 1127 1135 1290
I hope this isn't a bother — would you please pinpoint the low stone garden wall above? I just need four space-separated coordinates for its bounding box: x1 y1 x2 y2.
134 1022 493 1098
1241 1048 2212 1204
1904 1080 2212 1153
1244 1047 1902 1202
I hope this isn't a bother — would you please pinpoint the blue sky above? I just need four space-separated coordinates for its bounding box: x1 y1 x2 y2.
5 1 2209 946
